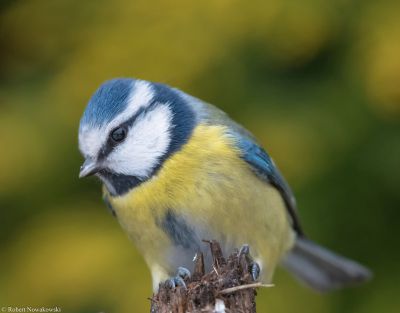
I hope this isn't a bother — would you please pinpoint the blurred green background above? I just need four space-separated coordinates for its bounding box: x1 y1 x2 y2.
0 0 399 312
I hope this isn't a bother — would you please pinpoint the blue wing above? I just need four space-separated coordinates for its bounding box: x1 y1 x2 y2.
236 137 304 236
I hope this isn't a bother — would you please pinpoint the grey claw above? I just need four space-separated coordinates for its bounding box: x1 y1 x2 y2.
238 244 250 257
174 276 187 289
164 275 187 289
177 267 191 280
165 278 176 289
251 262 260 281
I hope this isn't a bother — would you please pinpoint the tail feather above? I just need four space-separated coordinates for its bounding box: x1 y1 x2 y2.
282 238 372 292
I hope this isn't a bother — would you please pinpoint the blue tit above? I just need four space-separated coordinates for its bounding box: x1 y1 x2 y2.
78 78 371 291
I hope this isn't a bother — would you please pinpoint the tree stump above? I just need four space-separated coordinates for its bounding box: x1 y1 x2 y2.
150 240 267 313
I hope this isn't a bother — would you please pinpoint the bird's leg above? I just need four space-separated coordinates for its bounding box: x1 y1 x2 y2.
165 266 191 289
238 244 261 281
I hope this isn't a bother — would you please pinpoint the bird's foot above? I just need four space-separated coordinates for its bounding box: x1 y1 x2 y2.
250 262 260 281
238 244 261 281
165 266 191 289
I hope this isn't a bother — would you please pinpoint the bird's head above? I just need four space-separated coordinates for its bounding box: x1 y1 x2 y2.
78 78 195 196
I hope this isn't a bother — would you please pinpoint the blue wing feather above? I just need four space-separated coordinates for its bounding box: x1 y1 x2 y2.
236 136 304 236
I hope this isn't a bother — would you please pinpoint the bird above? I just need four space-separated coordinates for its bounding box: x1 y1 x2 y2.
78 78 371 292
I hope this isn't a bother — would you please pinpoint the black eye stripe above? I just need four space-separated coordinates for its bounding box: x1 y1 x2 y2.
97 102 158 160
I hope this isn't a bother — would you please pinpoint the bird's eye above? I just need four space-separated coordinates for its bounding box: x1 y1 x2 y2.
110 127 127 143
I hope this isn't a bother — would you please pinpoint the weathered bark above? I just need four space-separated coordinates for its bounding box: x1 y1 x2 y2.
150 240 264 313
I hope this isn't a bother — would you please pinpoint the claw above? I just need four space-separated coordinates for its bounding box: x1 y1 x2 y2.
165 276 187 289
174 276 187 289
238 244 250 257
165 278 176 289
177 267 191 280
251 262 260 281
164 268 190 289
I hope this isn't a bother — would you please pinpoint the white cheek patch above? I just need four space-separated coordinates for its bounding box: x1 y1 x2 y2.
79 80 154 158
106 104 173 178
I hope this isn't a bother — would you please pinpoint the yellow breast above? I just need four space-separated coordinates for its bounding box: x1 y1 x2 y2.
107 124 295 282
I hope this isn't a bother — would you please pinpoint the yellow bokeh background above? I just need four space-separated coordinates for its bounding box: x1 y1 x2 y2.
0 0 399 312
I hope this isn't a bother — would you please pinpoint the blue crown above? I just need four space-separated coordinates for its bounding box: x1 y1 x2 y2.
80 78 135 128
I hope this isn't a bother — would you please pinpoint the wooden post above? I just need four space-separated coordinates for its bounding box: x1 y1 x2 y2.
150 241 267 313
